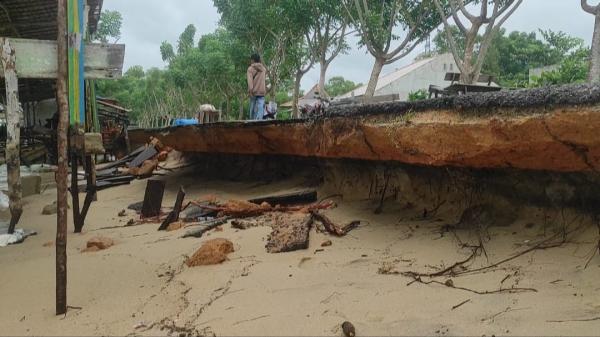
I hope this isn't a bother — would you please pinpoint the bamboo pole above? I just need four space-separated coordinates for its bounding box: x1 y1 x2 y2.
0 38 23 234
56 0 69 316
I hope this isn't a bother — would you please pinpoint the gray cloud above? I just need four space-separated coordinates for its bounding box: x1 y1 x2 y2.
104 0 593 90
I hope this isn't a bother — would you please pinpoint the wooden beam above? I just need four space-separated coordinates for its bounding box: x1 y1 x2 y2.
55 0 69 316
0 38 125 79
0 38 23 235
141 179 165 218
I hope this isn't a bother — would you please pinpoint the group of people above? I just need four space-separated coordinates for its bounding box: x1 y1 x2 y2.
247 53 277 120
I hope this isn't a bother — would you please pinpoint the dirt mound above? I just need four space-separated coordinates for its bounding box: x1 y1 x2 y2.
186 238 234 267
83 237 115 253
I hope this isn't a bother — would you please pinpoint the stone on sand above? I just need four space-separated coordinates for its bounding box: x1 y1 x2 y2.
83 236 115 252
186 238 234 267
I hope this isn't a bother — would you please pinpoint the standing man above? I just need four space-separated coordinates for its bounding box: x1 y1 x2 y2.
247 53 267 120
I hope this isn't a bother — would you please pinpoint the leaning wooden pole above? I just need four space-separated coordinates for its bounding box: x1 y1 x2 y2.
0 38 22 234
56 0 69 316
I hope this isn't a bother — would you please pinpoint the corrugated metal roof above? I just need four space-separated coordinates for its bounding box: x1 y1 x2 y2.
0 0 103 40
0 0 104 102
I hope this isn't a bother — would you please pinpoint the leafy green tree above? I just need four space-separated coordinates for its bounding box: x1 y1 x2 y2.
325 76 361 97
214 0 298 100
433 28 586 87
433 0 524 84
285 0 349 98
94 10 122 43
530 49 590 87
178 24 197 55
343 0 447 98
160 41 176 63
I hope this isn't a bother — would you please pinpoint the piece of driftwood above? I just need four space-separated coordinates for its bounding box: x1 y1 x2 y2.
129 146 158 168
310 211 360 236
248 190 317 206
181 217 231 238
141 180 165 218
158 187 185 231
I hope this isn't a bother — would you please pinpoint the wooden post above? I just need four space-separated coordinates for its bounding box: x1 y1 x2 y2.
0 38 23 235
141 179 165 218
56 0 69 316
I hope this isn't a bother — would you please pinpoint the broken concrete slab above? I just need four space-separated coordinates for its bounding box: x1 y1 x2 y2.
266 213 313 253
129 84 600 173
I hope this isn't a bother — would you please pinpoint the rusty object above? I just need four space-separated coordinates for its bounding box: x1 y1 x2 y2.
1 38 22 234
55 0 68 316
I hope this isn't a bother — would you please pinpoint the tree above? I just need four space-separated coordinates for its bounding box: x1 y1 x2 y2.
433 0 523 84
94 10 122 43
530 48 589 87
214 0 298 101
125 65 145 79
291 1 349 98
581 0 600 82
287 36 315 118
433 28 586 87
160 41 176 63
325 76 361 97
343 0 445 98
178 24 197 55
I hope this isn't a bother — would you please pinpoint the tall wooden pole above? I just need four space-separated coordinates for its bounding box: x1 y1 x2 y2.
56 0 69 316
0 38 23 235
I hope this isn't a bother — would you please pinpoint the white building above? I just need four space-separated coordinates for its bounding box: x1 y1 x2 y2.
281 84 322 109
337 53 459 101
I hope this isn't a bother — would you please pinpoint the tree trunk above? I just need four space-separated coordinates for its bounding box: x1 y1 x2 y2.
238 94 245 120
318 60 329 98
461 30 478 85
292 70 303 118
1 38 22 235
590 14 600 83
56 0 69 316
364 57 386 99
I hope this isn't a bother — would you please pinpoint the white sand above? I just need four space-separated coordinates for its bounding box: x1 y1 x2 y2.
0 170 599 336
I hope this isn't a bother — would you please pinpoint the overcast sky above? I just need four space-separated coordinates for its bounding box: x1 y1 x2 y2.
105 0 595 91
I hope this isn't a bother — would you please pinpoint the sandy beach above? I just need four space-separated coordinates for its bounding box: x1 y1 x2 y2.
1 168 599 336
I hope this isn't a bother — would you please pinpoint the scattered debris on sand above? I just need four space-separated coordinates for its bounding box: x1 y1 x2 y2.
83 237 115 253
186 238 234 267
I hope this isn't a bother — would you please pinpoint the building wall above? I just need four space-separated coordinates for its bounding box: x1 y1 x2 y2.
376 53 458 101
